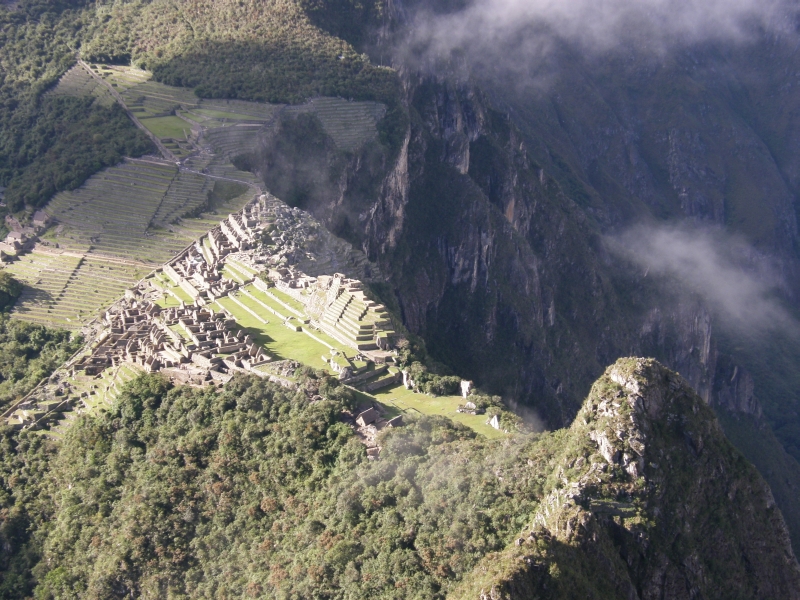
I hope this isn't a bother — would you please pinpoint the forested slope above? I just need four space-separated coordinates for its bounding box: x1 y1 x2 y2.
0 361 797 599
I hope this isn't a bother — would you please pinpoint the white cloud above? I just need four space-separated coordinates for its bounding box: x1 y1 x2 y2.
608 224 798 337
398 0 794 70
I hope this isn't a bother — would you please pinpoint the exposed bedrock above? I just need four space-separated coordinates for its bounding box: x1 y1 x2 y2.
452 358 800 600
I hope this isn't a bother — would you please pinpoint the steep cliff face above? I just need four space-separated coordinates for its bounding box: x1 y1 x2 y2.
361 79 623 424
250 68 795 430
451 358 800 600
359 76 731 428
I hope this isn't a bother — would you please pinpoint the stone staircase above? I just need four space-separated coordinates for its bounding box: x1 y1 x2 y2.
320 291 379 351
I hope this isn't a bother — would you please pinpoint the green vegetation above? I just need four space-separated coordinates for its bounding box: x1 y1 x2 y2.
84 0 399 105
0 1 99 210
374 384 506 439
1 360 795 599
41 159 250 264
139 116 190 140
213 296 337 370
46 64 115 108
1 97 154 212
3 153 252 330
0 0 403 218
298 0 386 50
0 272 23 312
0 373 537 599
5 253 149 329
0 316 82 413
192 108 260 121
450 358 800 599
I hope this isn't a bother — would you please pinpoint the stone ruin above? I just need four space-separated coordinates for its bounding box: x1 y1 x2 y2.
349 405 403 459
158 193 400 374
72 300 272 383
3 192 407 435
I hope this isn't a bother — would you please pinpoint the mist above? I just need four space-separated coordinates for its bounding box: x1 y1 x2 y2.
397 0 796 74
608 223 798 338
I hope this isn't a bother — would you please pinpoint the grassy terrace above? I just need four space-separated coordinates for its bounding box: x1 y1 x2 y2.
263 286 307 314
5 252 81 326
42 159 255 264
182 154 262 187
372 385 506 439
5 252 149 329
148 274 194 304
192 108 260 121
9 155 253 328
209 288 501 438
48 362 145 437
286 97 386 151
199 98 279 120
140 116 190 139
213 297 336 372
202 125 263 158
47 64 115 107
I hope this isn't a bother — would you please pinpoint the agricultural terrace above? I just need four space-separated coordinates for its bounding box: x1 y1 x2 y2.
46 63 115 107
201 125 264 160
205 287 498 436
182 154 262 187
5 252 148 329
285 97 386 151
90 63 387 158
5 159 254 328
372 385 505 439
46 362 144 437
43 158 253 264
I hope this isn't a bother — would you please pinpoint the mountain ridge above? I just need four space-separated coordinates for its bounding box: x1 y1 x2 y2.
451 358 800 599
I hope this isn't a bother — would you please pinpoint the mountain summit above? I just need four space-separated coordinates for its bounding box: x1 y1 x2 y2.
455 358 800 599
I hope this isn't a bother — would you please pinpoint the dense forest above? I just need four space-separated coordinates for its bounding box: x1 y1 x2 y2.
0 274 21 313
0 372 537 599
0 1 153 212
0 273 82 413
0 317 83 414
1 361 797 599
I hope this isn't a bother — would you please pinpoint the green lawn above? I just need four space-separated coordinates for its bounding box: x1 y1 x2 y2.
220 264 246 284
215 297 336 372
264 286 307 314
372 384 506 439
148 275 194 303
169 324 192 341
140 116 190 140
156 295 181 309
235 288 288 320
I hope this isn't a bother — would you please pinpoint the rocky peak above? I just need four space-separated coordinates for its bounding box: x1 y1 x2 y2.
452 358 800 600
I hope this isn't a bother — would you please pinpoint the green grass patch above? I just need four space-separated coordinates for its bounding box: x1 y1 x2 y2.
265 286 307 314
215 297 336 372
139 116 191 140
192 108 260 120
372 384 506 439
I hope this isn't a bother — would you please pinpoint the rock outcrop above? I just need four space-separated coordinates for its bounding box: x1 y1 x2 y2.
452 358 800 599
